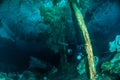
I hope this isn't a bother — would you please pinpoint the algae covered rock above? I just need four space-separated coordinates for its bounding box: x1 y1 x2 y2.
40 0 74 53
0 72 13 80
77 56 99 75
109 35 120 52
101 35 120 76
101 53 120 75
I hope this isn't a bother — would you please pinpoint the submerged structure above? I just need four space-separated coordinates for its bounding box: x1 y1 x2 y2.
0 0 120 80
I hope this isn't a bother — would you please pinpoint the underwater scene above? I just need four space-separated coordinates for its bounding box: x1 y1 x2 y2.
0 0 120 80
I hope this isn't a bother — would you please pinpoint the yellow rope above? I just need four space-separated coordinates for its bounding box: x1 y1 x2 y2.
69 0 96 80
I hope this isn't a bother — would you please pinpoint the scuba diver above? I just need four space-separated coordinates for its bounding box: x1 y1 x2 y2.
56 42 85 62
